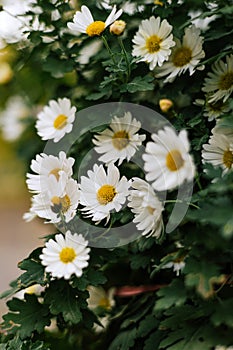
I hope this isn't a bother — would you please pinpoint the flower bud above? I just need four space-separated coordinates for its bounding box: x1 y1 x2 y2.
110 20 126 36
159 99 174 113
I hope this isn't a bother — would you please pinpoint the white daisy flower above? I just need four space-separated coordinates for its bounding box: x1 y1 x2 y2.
26 151 75 193
132 16 175 70
40 230 90 280
0 96 30 141
202 54 233 103
28 172 80 223
194 98 231 121
128 178 164 238
202 131 233 174
79 163 130 224
162 259 185 276
67 5 122 37
154 25 205 83
143 126 195 191
93 112 146 165
87 286 115 312
36 97 76 143
215 346 233 350
14 284 44 300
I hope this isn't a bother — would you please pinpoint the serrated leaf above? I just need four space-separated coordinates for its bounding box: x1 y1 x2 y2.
86 269 107 286
144 331 162 350
43 57 74 78
108 328 137 350
211 298 233 327
44 281 83 324
2 294 50 339
155 279 186 311
130 254 151 270
120 76 154 93
136 314 158 338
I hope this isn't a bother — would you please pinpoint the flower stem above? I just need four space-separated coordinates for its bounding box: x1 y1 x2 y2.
118 37 131 81
102 35 117 65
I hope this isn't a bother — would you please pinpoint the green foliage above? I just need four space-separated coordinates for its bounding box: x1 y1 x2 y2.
1 0 233 348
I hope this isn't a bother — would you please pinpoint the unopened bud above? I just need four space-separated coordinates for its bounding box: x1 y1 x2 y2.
154 0 164 6
159 99 174 113
110 20 126 36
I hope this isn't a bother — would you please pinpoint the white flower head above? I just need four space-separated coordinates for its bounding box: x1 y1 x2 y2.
26 151 75 193
28 172 80 223
0 96 30 141
154 25 205 83
143 126 195 191
215 346 233 350
202 131 233 174
67 5 122 37
128 178 164 238
40 230 90 280
162 259 185 276
14 284 44 300
202 54 233 103
79 163 130 224
36 97 76 143
132 16 175 70
87 286 115 312
194 98 231 122
93 112 146 165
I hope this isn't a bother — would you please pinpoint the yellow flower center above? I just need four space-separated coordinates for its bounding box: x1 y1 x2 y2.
147 206 155 215
172 47 192 67
223 149 233 169
97 184 116 205
49 168 61 181
86 21 106 36
166 149 184 171
146 35 162 53
99 297 111 310
51 194 71 212
53 114 68 130
219 72 233 90
59 247 76 263
112 130 129 150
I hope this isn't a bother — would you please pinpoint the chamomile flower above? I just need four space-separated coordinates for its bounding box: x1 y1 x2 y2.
132 16 175 70
79 163 130 224
215 346 233 350
202 131 233 174
28 172 79 224
154 25 205 83
26 151 75 193
40 230 90 280
87 286 115 312
202 54 233 103
67 5 122 37
162 259 185 276
195 98 231 121
93 112 146 165
36 97 76 143
128 178 164 238
143 126 195 191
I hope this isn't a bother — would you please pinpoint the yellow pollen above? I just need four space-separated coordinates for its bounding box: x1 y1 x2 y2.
112 130 129 150
99 297 111 310
219 72 233 90
166 149 184 171
97 184 116 205
223 149 233 169
59 247 76 263
53 114 68 130
146 35 162 53
49 168 61 181
147 206 155 215
51 194 71 212
86 21 105 36
172 47 192 67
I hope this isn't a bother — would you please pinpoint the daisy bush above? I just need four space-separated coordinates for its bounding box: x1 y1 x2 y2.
0 0 233 349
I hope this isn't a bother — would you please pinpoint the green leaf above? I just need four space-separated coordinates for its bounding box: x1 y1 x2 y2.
2 294 50 339
130 254 151 270
136 314 159 338
154 279 186 311
43 57 74 78
120 76 154 93
108 328 137 350
86 269 107 286
44 281 85 324
211 298 233 327
144 331 163 350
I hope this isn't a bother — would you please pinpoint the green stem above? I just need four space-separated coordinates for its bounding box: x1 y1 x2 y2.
102 35 117 65
118 37 131 81
164 199 200 210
